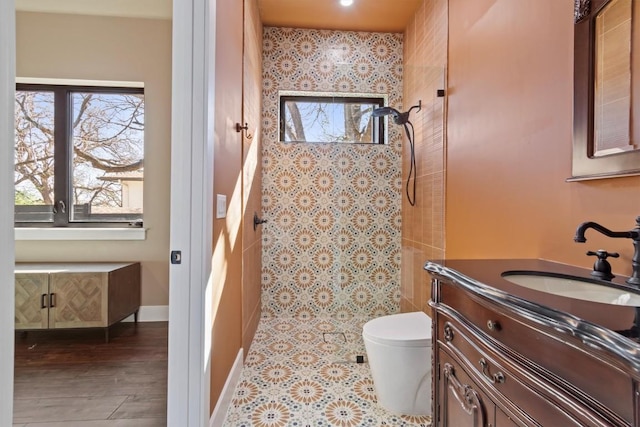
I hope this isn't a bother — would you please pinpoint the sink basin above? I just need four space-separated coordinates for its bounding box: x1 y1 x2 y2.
501 271 640 306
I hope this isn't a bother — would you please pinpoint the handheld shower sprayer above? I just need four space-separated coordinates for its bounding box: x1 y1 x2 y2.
371 101 422 125
371 101 422 206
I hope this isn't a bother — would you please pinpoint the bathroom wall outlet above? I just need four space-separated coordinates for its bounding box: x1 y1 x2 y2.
216 194 227 219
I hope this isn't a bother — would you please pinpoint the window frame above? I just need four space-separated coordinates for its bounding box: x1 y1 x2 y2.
15 83 145 228
279 93 387 144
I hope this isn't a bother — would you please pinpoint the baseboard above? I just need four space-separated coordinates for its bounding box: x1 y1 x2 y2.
122 305 169 322
210 349 244 427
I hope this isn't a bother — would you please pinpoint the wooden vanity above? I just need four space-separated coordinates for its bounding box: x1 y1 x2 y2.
426 259 640 427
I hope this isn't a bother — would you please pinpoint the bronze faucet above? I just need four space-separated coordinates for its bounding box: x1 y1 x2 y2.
574 217 640 287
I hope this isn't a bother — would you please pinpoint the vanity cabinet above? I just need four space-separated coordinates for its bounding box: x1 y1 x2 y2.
15 262 140 341
439 351 520 427
427 261 640 427
440 351 505 427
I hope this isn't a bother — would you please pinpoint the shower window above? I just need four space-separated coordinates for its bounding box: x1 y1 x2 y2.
279 93 386 144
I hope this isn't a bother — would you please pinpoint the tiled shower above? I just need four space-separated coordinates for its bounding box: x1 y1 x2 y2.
260 27 405 319
223 27 432 426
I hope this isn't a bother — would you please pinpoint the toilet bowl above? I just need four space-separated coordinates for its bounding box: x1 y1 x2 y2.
362 311 432 416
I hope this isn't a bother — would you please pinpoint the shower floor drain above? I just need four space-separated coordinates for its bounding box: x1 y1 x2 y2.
322 332 347 343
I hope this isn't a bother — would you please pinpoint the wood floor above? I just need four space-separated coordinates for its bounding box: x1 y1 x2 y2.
13 322 168 427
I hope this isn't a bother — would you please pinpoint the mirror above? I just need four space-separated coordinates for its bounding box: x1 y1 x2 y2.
571 0 640 180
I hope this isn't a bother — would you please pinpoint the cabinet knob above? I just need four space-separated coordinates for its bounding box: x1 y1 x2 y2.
487 320 501 331
444 325 454 342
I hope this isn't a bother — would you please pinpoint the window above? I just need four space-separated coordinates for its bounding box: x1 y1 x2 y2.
280 94 386 144
15 83 144 227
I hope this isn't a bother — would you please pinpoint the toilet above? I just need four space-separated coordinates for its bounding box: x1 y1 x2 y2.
362 311 432 416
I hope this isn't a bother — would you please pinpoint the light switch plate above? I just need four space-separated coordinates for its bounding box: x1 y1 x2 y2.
216 194 226 219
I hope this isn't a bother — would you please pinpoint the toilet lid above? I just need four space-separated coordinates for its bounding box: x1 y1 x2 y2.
362 311 432 347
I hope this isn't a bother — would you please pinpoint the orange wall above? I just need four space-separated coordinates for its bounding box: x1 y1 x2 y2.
210 0 264 412
401 0 447 314
210 0 244 413
241 0 263 355
446 0 640 276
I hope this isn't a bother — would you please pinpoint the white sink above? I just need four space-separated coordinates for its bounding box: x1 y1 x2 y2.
501 272 640 306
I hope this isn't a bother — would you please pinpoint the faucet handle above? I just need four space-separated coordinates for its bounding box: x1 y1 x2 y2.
587 250 619 259
587 250 618 281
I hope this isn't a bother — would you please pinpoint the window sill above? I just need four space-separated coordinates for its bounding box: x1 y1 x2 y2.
15 227 147 241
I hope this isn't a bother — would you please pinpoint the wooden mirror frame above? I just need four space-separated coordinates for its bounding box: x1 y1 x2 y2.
571 0 640 181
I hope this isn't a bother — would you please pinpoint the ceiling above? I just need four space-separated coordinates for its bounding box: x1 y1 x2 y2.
15 0 421 33
258 0 422 33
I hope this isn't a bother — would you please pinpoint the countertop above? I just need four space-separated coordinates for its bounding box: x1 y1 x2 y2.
424 258 637 335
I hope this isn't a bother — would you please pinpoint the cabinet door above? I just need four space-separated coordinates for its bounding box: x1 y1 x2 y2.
49 272 108 328
439 352 494 427
15 273 49 329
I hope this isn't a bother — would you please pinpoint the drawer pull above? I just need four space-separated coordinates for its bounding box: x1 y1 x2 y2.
444 325 454 342
50 293 56 308
487 320 501 331
41 294 48 309
479 358 506 384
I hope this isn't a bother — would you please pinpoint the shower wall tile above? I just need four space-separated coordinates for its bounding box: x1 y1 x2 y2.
400 240 431 314
402 0 447 314
261 27 404 318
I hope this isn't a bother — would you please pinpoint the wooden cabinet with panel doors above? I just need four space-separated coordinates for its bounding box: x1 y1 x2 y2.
15 262 140 341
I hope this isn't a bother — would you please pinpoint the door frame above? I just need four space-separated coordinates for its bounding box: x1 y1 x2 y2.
0 0 16 425
1 0 216 425
168 0 216 425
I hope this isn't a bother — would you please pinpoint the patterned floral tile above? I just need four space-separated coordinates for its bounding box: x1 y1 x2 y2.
223 316 432 427
261 28 404 319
